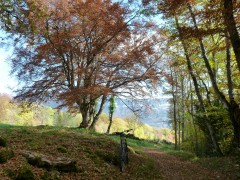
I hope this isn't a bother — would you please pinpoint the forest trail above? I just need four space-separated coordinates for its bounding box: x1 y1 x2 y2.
143 149 230 180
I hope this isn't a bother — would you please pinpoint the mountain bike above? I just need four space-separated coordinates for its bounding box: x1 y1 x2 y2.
115 129 133 172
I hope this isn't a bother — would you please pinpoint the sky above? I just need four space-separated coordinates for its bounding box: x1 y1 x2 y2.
0 47 17 96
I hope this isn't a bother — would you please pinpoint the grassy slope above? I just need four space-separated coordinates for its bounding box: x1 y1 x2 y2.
0 125 162 180
0 125 239 179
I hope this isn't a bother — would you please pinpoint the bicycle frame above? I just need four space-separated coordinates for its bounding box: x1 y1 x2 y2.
116 129 132 172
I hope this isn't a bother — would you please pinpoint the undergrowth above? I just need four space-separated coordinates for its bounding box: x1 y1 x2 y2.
0 125 162 179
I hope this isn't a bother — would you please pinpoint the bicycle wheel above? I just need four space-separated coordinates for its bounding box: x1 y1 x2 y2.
125 140 129 164
119 141 126 172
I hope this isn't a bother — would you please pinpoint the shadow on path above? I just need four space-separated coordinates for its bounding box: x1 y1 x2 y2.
144 149 230 180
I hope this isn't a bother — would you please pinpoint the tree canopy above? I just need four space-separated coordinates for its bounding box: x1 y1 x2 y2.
1 0 162 128
136 0 240 155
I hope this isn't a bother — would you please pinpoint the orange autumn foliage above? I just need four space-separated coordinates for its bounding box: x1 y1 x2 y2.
8 0 162 128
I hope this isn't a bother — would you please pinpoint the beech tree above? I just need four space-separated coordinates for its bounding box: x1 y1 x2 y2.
1 0 162 129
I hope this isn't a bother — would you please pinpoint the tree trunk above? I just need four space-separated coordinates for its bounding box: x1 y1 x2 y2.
187 3 230 108
223 0 240 72
77 98 90 129
225 33 240 151
192 115 199 154
89 95 107 130
79 109 89 128
178 119 181 149
173 96 178 150
106 95 116 134
181 76 185 142
170 68 178 150
189 78 199 154
229 103 240 151
177 102 181 149
107 113 113 134
225 33 234 101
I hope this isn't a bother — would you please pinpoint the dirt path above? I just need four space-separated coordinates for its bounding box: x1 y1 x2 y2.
144 149 231 180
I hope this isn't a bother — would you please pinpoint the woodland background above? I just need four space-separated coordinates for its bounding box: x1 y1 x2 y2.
0 93 173 141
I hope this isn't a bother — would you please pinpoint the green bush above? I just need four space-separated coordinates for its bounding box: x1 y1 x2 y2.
57 146 68 153
16 166 35 180
95 150 118 165
0 148 14 163
41 170 60 180
0 136 7 147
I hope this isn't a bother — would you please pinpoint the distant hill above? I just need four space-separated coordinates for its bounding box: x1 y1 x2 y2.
107 97 170 128
44 97 171 128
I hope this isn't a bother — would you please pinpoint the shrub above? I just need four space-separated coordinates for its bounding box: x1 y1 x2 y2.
0 137 7 147
95 150 118 165
16 166 35 180
0 148 14 163
57 146 68 153
41 170 60 180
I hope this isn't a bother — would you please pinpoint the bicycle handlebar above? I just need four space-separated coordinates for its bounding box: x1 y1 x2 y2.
114 129 133 135
123 129 133 133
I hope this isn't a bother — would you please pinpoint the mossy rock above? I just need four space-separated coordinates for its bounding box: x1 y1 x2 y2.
16 166 35 180
21 150 77 172
0 137 7 147
0 148 14 163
